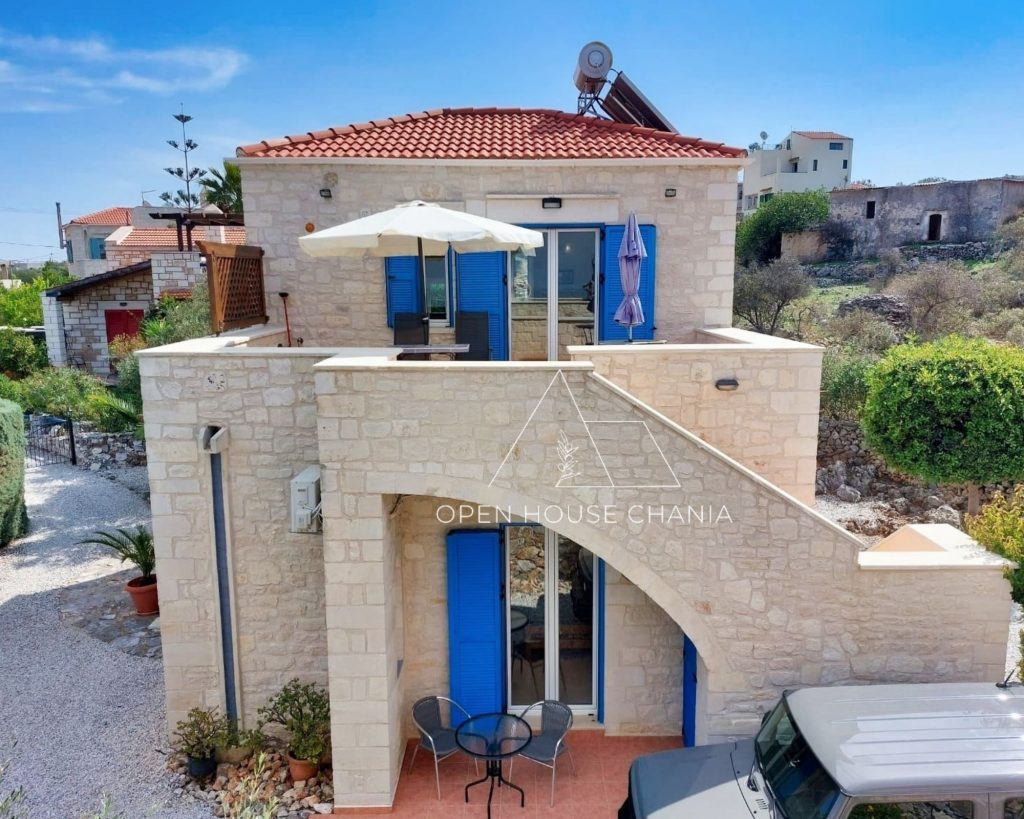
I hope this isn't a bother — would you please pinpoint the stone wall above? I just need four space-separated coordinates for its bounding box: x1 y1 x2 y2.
573 329 822 504
138 344 329 731
75 427 147 470
238 161 739 347
151 252 202 298
603 565 683 735
106 247 151 270
831 178 1024 258
58 268 153 374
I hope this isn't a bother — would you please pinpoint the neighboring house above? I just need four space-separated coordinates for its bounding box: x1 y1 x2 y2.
63 206 133 279
829 176 1024 258
137 107 1011 811
741 130 853 214
43 224 246 375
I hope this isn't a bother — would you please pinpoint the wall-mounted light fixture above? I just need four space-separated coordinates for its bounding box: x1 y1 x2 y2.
715 377 739 391
319 188 333 199
542 197 562 209
664 188 677 198
304 222 315 233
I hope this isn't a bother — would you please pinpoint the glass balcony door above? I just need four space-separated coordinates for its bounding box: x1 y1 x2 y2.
510 229 598 361
506 525 597 713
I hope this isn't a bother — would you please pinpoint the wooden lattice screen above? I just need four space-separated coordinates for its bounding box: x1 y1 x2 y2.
198 241 269 334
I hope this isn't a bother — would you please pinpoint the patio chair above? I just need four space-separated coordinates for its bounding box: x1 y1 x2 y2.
394 312 429 360
455 311 490 360
409 695 477 799
509 700 576 805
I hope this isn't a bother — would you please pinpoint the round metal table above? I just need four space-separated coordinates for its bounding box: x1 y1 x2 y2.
455 712 532 817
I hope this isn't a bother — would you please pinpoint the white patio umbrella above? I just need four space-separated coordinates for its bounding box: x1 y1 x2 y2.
299 201 544 313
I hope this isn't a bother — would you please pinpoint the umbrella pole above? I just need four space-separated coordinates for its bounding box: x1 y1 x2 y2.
417 237 427 322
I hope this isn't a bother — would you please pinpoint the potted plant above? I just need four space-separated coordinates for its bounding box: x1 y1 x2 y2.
215 720 266 765
79 526 158 615
257 679 330 781
174 707 225 780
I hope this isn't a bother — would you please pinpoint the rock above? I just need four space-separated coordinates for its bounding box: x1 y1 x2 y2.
313 805 333 815
923 494 943 509
836 293 910 328
836 485 862 503
926 504 961 526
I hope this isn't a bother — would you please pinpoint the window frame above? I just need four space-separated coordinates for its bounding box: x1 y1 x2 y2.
843 159 849 169
422 253 451 326
829 141 845 150
88 236 107 260
813 159 819 171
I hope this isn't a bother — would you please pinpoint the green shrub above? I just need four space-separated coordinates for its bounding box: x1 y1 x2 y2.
258 679 330 763
0 330 47 379
14 367 107 421
0 271 72 327
733 257 812 335
820 350 874 420
0 399 28 548
826 311 899 355
966 485 1024 604
174 707 226 759
0 376 22 408
862 336 1024 513
736 190 830 264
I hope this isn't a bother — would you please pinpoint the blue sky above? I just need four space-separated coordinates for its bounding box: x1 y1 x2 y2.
2 0 1022 261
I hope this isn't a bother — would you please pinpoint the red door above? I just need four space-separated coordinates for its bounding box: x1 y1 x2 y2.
104 309 145 343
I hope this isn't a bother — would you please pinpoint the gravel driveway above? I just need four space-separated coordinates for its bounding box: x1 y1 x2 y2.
0 465 210 819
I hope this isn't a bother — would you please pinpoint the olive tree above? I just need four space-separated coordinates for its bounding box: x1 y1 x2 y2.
862 337 1024 514
733 257 812 336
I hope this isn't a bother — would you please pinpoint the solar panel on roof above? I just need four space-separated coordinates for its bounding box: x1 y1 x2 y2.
598 72 676 134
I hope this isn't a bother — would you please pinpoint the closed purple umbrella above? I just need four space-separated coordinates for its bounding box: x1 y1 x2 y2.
614 211 647 341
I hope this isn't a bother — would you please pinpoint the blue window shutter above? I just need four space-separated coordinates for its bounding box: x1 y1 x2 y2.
599 224 656 342
455 251 508 360
683 635 697 746
385 256 421 327
88 237 106 260
447 529 505 716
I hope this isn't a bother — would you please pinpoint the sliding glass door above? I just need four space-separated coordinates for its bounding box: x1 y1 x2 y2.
505 525 597 712
510 229 598 361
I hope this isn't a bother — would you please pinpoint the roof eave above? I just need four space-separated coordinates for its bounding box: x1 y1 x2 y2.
229 155 750 168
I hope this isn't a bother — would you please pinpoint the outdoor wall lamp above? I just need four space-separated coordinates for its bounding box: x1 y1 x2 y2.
715 378 739 391
319 188 333 199
664 188 677 198
542 197 562 209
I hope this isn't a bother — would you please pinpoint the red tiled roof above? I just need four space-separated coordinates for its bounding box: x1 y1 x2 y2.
236 108 746 161
68 206 133 226
114 226 247 248
792 131 852 141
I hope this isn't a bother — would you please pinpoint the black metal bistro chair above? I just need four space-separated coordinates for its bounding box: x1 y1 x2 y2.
509 700 576 805
393 312 429 360
455 311 490 360
409 695 478 799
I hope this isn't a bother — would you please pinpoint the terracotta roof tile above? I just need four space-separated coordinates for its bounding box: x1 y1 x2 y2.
113 226 247 248
68 206 133 226
235 108 746 161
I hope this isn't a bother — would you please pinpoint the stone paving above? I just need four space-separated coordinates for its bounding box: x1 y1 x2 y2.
58 565 162 659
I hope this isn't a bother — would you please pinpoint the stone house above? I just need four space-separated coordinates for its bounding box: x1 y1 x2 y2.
43 224 246 376
822 177 1024 260
138 108 1013 810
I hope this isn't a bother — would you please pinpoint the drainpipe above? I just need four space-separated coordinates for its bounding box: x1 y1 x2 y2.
199 425 239 723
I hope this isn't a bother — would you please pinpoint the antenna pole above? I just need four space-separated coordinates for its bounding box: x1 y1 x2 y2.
55 202 65 249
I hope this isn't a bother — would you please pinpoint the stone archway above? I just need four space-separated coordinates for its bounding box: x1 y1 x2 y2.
383 472 730 677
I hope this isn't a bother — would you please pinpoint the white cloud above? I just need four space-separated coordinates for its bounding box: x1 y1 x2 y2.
0 29 247 112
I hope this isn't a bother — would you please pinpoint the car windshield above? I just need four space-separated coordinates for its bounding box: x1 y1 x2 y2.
755 698 841 819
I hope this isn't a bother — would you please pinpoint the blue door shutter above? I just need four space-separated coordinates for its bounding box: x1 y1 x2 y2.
456 251 508 360
385 256 422 327
88 236 107 260
447 529 505 716
683 635 697 746
599 224 656 342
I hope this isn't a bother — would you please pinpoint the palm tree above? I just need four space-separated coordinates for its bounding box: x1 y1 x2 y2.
200 162 243 214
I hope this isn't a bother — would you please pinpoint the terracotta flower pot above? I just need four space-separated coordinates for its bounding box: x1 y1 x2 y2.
287 752 319 782
125 575 159 615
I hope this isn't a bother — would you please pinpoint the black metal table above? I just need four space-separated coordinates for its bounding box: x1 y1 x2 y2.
455 712 532 817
